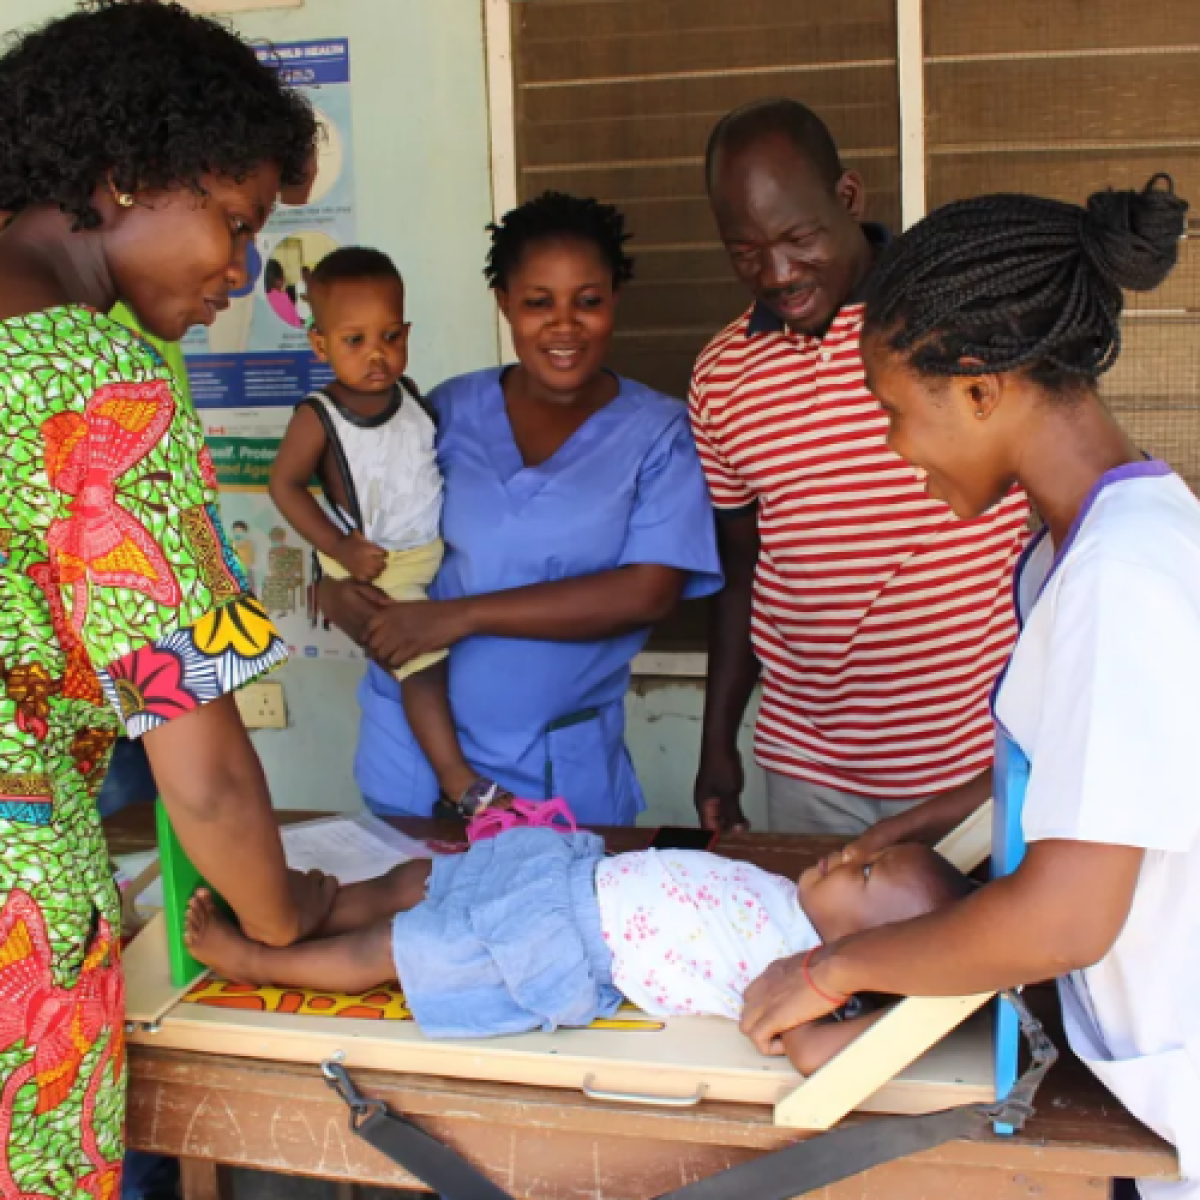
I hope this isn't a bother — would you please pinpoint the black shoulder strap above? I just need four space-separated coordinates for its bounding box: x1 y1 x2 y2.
322 992 1056 1200
297 392 364 532
323 1057 510 1200
664 1107 986 1200
402 375 438 427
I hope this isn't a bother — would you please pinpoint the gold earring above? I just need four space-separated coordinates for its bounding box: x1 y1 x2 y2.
116 193 135 208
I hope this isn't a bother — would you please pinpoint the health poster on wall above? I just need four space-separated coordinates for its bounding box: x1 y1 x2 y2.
183 38 356 415
208 430 362 662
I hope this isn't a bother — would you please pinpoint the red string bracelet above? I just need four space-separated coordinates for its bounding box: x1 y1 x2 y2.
803 948 849 1007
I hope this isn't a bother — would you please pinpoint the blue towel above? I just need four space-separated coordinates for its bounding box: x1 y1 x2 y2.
391 827 623 1038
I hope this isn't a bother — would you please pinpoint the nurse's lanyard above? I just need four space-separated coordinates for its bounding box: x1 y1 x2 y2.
320 991 1057 1200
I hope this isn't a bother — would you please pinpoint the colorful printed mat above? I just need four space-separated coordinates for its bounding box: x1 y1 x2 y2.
183 978 664 1030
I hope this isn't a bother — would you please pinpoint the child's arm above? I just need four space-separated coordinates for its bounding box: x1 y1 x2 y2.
145 695 337 947
269 407 386 582
778 1009 889 1076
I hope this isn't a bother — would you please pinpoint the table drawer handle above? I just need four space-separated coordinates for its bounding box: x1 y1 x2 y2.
581 1074 708 1108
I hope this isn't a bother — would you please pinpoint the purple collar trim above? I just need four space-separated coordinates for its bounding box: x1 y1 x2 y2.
991 458 1174 724
1045 458 1173 596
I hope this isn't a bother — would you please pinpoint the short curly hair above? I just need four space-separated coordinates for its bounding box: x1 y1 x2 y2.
484 191 635 290
863 177 1188 389
0 0 318 230
310 246 403 290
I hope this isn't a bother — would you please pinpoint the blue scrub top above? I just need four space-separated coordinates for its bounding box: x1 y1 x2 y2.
355 367 723 825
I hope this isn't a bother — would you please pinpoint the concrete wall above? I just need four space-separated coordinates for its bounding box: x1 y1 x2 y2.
626 682 767 828
256 673 767 826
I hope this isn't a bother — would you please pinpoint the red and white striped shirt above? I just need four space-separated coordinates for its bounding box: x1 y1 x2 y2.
689 302 1030 799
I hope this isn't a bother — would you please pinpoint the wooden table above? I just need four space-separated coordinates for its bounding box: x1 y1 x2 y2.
107 807 1177 1200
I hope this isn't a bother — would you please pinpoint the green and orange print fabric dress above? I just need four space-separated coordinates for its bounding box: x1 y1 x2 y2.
0 306 287 1200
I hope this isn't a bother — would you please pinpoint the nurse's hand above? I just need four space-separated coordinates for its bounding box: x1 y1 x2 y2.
363 599 472 670
840 772 994 865
840 813 912 865
317 576 392 646
741 946 847 1055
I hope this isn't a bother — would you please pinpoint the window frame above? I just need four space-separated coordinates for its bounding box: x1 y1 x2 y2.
484 0 926 677
484 0 1199 675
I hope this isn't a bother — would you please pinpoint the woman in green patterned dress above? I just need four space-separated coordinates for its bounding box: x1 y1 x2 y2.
0 4 339 1196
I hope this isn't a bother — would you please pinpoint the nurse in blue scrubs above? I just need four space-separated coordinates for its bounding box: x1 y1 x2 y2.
320 192 722 825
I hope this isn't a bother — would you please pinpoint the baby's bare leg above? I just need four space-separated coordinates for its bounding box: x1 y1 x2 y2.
778 1009 888 1076
186 890 397 994
402 662 477 802
317 859 432 936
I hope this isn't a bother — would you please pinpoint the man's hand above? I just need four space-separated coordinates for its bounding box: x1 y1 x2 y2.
740 947 845 1055
697 507 759 832
334 532 388 582
694 748 750 831
362 598 473 671
288 868 339 942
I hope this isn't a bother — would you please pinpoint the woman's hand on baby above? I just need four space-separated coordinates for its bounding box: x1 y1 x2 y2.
363 599 472 670
335 532 388 582
839 814 911 866
740 947 846 1055
843 773 992 865
289 868 340 941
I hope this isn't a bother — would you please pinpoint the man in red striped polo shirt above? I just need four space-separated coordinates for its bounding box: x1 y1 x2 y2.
690 99 1029 846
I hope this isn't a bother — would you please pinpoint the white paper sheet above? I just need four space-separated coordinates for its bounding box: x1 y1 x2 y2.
279 813 432 883
115 812 431 916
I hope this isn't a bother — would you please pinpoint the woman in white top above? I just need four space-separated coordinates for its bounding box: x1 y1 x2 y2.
739 177 1196 1199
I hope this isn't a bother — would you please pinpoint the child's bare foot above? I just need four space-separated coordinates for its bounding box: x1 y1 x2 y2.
185 889 264 984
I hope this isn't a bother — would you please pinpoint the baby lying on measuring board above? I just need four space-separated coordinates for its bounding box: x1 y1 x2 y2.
185 826 972 1073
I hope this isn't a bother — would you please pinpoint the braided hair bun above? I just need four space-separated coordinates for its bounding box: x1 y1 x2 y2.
864 176 1189 388
1081 175 1188 294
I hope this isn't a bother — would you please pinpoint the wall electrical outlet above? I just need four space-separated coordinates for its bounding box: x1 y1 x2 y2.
236 682 288 730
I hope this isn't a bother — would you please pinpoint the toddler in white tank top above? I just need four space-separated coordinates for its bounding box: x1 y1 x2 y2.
270 247 511 818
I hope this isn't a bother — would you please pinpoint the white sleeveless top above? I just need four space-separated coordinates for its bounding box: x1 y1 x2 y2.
306 384 443 552
596 849 817 1019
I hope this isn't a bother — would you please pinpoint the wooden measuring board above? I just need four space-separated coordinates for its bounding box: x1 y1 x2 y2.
125 912 197 1027
155 801 211 988
123 919 994 1120
124 801 1008 1128
768 797 1011 1131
